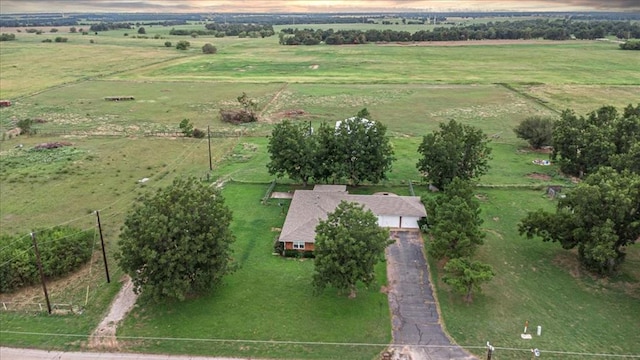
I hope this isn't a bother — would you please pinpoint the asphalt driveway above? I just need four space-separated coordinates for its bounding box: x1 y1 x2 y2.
386 231 476 360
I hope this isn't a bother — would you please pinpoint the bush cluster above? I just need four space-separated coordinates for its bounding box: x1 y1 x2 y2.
620 40 640 50
0 33 16 41
0 226 94 293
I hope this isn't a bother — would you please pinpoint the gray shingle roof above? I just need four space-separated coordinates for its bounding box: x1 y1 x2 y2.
279 189 426 244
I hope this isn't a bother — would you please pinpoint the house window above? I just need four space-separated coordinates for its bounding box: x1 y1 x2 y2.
293 242 305 250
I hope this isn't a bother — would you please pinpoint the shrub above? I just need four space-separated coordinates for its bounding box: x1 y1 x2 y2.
0 33 16 41
54 36 68 43
164 41 172 47
620 40 640 50
514 116 555 149
283 249 315 258
0 226 93 293
176 40 190 50
202 43 217 54
42 39 52 43
192 128 206 138
50 28 58 33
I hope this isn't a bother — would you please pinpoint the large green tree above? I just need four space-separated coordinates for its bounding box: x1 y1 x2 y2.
116 177 235 301
513 115 555 149
332 116 395 185
314 112 394 185
519 167 640 275
417 120 492 190
267 120 316 186
423 178 484 260
312 201 392 297
442 257 495 303
552 104 640 178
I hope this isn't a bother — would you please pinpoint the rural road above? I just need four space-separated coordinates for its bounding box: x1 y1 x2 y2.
0 348 247 360
386 231 477 360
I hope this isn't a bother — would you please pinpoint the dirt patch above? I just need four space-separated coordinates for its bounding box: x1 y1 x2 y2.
474 194 488 201
309 64 319 69
89 275 139 350
271 191 293 199
527 173 552 181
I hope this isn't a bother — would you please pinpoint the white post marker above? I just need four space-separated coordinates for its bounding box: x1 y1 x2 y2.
537 325 542 336
521 320 532 339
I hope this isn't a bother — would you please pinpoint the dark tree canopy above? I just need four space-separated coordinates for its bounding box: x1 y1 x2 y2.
267 120 316 186
513 115 555 149
176 40 190 50
312 201 392 297
202 43 217 54
116 177 236 301
267 109 394 186
330 116 395 185
519 167 640 275
423 177 484 260
552 104 640 178
417 120 492 190
443 257 495 303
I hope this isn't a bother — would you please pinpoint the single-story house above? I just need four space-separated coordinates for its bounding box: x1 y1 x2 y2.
278 185 427 252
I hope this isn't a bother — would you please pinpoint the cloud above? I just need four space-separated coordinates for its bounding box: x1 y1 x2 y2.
1 0 639 13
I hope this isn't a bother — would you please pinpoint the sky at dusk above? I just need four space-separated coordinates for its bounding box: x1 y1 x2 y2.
1 0 639 14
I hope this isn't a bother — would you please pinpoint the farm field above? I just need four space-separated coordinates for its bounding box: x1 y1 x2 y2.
1 21 639 360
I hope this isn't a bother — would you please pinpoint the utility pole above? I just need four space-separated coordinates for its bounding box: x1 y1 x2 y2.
207 125 213 171
486 342 495 360
31 232 52 314
95 211 110 283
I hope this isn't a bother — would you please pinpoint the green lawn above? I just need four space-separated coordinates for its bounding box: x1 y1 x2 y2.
427 188 640 359
117 183 391 360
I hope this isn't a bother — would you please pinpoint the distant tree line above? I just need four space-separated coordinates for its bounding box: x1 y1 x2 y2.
281 19 640 45
89 22 134 32
204 23 275 37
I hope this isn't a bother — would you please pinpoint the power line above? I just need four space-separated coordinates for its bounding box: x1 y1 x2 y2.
0 331 638 358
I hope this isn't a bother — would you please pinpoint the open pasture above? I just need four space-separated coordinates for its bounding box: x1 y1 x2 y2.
1 23 640 360
113 40 640 86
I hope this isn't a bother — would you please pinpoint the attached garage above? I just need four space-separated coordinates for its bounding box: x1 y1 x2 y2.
378 215 400 228
399 216 420 229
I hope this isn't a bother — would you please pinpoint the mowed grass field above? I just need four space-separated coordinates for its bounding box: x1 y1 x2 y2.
1 23 639 359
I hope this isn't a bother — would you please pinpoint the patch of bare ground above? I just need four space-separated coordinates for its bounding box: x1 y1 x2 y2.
553 251 640 299
527 172 552 181
0 252 105 311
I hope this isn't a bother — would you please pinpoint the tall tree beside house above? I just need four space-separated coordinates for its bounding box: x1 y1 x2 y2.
552 104 640 178
314 122 342 184
519 167 640 275
417 119 492 190
267 120 316 186
315 110 395 185
116 177 236 302
312 201 393 298
333 116 395 185
422 177 484 260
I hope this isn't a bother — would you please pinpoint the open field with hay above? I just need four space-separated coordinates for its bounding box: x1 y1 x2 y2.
1 22 639 359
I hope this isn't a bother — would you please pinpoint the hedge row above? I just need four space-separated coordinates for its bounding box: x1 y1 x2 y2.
0 226 94 293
